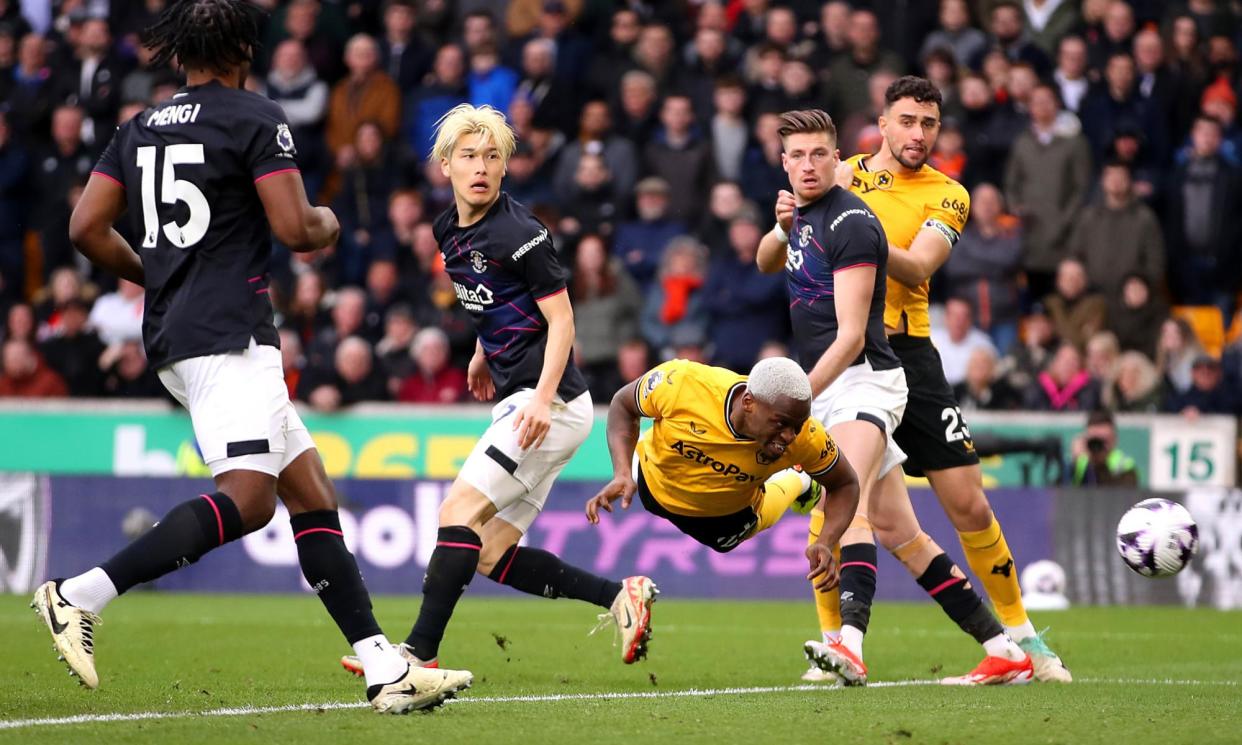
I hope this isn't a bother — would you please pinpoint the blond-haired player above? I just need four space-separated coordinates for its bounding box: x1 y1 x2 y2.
341 105 656 676
832 76 1071 683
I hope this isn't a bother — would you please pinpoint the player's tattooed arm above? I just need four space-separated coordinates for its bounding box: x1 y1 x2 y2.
585 378 645 524
70 174 144 286
255 171 340 252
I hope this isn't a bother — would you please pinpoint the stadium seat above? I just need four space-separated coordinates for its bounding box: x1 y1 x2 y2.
1171 305 1225 357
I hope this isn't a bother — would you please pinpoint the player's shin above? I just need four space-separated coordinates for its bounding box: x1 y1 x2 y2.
487 544 621 607
291 509 407 686
958 513 1030 631
915 551 1024 661
62 493 244 613
405 526 483 661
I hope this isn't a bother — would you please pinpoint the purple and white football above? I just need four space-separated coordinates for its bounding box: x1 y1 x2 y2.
1116 498 1199 578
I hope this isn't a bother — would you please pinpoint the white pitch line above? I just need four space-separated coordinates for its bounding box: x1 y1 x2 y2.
0 678 1235 731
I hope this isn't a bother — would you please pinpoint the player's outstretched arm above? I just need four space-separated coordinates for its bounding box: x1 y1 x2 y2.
586 378 644 524
806 265 874 396
805 448 859 592
885 228 953 287
69 174 144 286
255 171 340 252
756 189 797 273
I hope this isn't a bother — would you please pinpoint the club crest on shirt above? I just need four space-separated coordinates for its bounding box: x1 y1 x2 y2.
470 250 487 273
275 123 296 154
798 224 814 248
873 170 893 189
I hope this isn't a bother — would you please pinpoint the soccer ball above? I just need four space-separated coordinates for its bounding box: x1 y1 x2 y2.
1116 498 1199 578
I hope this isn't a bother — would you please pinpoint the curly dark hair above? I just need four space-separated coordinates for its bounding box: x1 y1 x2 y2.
142 0 263 76
884 75 943 110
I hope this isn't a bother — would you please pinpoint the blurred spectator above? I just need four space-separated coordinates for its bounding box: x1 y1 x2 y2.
515 0 590 87
363 258 407 337
697 181 745 261
0 338 66 397
1087 0 1136 71
741 112 789 218
612 177 685 292
0 109 27 291
420 268 476 368
1053 35 1090 114
1044 258 1107 350
37 296 103 396
404 43 468 160
557 152 620 241
1106 124 1161 203
1068 409 1138 486
1086 330 1121 404
1023 0 1080 56
941 183 1022 353
928 117 967 183
502 141 555 210
1167 15 1210 130
326 34 401 167
1068 161 1165 300
954 346 1020 411
632 23 690 102
709 77 749 183
585 8 639 98
839 69 898 159
643 94 714 223
615 69 659 148
702 206 788 373
1005 84 1092 299
826 9 904 121
333 121 399 286
931 298 999 386
1154 317 1203 395
4 301 34 342
263 39 329 199
88 278 143 346
100 339 162 398
958 73 1022 187
514 37 574 135
569 233 641 402
1132 27 1181 157
809 1 853 69
283 270 329 348
1111 350 1162 413
1024 342 1101 411
467 44 518 114
920 0 987 69
278 327 305 401
302 335 388 411
375 303 418 392
615 337 650 387
10 33 57 141
1164 354 1240 417
263 0 347 83
553 100 638 204
668 325 709 364
1165 115 1242 315
55 16 124 148
396 327 466 403
684 28 735 120
1002 302 1058 393
641 237 709 358
35 105 93 274
377 0 431 92
1080 51 1166 163
34 266 86 338
971 2 1051 76
1108 273 1167 360
307 286 370 374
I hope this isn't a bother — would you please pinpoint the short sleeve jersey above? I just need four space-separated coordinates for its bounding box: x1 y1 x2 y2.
634 359 841 517
432 193 588 402
846 154 971 337
92 80 296 368
784 185 901 372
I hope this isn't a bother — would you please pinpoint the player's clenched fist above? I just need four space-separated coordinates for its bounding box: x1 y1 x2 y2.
775 189 796 234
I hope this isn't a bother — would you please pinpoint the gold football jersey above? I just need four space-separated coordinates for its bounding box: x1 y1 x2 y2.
845 154 970 337
634 359 839 517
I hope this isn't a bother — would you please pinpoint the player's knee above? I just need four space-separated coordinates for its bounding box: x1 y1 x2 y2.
234 493 277 532
947 492 992 532
476 540 513 577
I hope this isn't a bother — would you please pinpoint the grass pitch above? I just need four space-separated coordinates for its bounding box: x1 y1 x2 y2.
2 593 1239 744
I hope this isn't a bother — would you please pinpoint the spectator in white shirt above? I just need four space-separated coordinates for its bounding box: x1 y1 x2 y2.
88 278 143 345
931 297 998 386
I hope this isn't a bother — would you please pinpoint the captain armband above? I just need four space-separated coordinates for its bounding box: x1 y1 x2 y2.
923 218 960 248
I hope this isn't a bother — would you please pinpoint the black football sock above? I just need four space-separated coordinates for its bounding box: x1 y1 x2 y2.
405 526 482 660
838 543 878 633
290 510 382 644
487 545 621 608
100 493 244 594
917 552 1005 644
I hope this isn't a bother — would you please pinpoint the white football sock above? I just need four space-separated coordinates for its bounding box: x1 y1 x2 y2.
353 635 409 687
840 625 865 659
59 568 118 614
982 633 1026 662
821 629 841 644
1004 620 1038 642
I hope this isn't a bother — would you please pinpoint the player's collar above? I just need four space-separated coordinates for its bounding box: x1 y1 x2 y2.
723 382 754 441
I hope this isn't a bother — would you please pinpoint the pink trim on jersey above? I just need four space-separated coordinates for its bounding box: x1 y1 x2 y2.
293 527 344 541
927 577 965 597
255 287 269 295
92 171 126 189
200 494 224 545
832 262 876 274
253 168 300 184
839 561 878 573
437 541 482 550
497 547 520 584
248 275 264 283
534 287 567 302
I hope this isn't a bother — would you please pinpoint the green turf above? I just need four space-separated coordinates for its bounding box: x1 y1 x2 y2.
1 593 1238 744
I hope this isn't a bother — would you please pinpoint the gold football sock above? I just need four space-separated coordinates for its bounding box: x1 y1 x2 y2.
959 514 1028 628
755 469 811 533
808 508 841 634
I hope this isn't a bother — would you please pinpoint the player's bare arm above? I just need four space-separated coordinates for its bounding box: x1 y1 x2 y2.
255 171 339 252
585 377 643 524
513 289 574 450
756 189 797 273
885 228 952 287
69 175 145 285
806 266 877 396
466 338 494 401
805 453 860 591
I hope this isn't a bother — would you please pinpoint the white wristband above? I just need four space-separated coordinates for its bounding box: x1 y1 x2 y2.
772 223 789 245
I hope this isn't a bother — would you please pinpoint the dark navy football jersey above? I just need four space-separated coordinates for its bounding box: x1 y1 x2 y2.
433 193 588 402
784 185 901 372
93 80 294 368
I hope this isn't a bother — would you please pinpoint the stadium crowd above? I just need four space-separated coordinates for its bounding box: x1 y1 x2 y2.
0 0 1240 419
